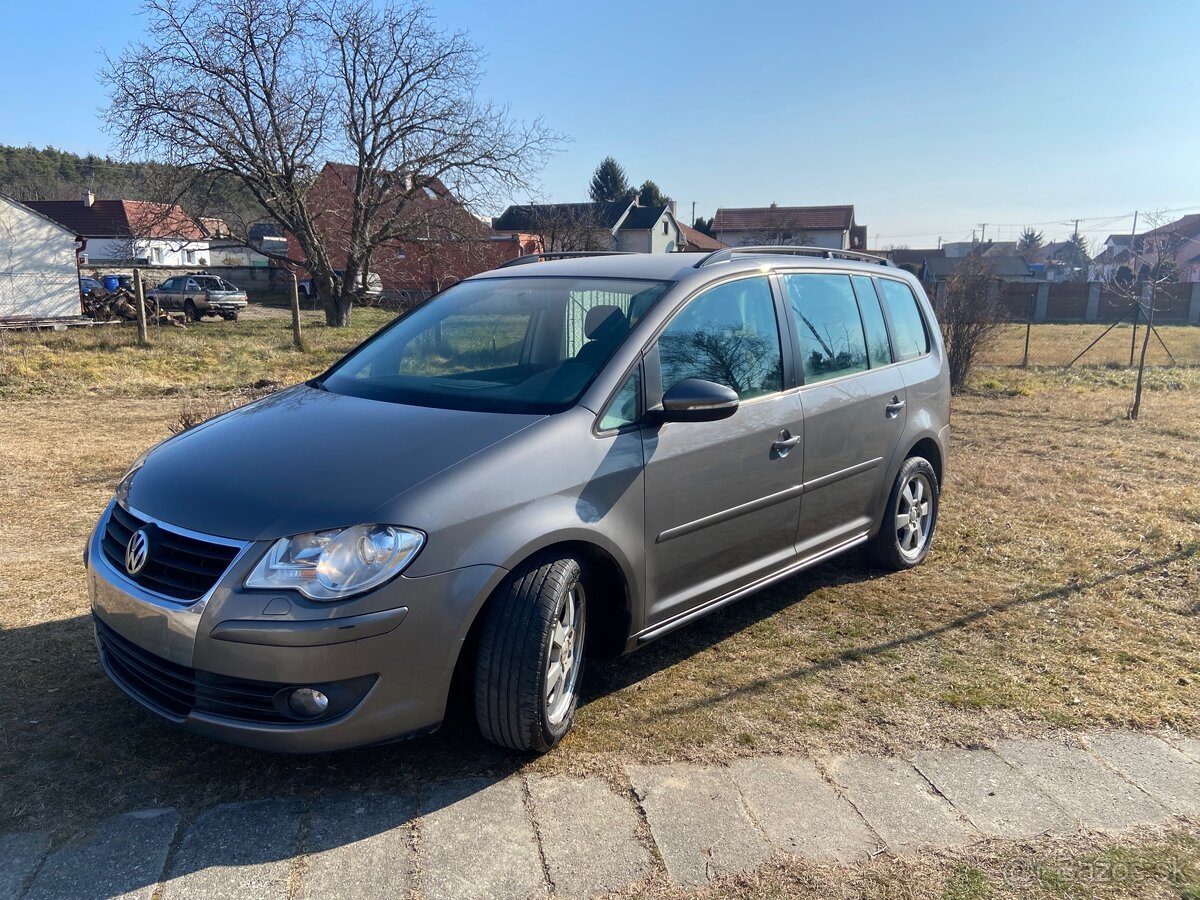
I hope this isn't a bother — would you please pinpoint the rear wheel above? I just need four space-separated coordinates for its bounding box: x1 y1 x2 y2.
866 456 939 570
184 300 200 322
475 553 586 752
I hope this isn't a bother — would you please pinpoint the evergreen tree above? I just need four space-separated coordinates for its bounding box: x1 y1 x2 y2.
637 179 666 207
693 216 715 236
1017 227 1044 256
589 157 632 203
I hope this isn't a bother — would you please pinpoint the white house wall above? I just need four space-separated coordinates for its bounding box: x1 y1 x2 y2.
86 237 212 266
0 196 80 319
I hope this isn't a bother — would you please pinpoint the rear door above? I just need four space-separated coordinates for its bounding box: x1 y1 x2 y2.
781 271 908 557
874 276 947 447
640 274 804 628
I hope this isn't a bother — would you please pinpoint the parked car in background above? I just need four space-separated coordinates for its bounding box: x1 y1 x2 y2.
299 270 384 300
146 274 248 321
88 247 948 755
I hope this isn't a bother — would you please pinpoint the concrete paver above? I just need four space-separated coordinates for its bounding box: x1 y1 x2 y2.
527 774 650 898
0 831 50 900
827 755 977 854
298 793 417 899
420 777 545 900
628 763 770 887
25 808 178 900
730 756 878 862
994 738 1169 832
1164 736 1200 766
160 800 301 900
911 748 1075 839
1085 733 1200 817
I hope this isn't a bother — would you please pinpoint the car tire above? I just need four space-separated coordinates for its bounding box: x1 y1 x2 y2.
222 311 238 321
475 553 586 752
184 300 200 322
866 456 939 571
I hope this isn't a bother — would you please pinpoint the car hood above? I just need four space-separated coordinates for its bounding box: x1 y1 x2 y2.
126 384 544 541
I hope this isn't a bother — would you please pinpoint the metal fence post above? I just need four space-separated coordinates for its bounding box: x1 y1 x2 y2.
1022 292 1033 367
133 268 149 347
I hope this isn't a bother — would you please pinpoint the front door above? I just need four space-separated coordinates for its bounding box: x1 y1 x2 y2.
780 272 907 556
641 274 803 629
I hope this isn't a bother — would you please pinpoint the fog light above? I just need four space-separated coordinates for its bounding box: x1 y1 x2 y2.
288 688 330 717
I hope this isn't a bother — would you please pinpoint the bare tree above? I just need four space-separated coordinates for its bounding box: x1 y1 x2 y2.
933 255 1004 391
525 204 614 253
1104 211 1182 419
105 0 557 325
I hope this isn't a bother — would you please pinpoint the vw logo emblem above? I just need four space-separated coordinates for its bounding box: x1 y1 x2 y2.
125 528 151 576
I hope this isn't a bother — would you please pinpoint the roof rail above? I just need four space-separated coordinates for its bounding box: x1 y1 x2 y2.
495 251 635 269
695 246 893 268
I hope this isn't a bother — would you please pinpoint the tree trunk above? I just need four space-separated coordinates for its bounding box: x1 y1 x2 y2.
325 294 353 327
1129 288 1155 420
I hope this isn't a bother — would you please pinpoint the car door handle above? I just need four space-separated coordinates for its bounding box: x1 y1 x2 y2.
885 396 906 418
771 430 801 454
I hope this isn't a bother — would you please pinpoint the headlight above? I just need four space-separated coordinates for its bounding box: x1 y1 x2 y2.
245 525 424 601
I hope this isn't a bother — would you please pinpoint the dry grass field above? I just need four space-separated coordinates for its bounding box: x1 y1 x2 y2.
1 309 1199 896
977 322 1200 367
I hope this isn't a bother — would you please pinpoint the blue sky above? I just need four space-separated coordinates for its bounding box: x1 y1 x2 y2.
3 0 1197 248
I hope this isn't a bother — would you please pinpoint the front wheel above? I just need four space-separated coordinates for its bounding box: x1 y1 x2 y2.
475 554 586 752
866 456 939 571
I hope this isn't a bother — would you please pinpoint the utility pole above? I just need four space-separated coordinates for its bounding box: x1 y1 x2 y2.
691 201 696 227
979 223 988 243
1073 219 1081 237
937 236 942 250
1127 210 1139 273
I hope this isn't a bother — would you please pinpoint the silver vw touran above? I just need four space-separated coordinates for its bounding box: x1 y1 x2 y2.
87 248 949 753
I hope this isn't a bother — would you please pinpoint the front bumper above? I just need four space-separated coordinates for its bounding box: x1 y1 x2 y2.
87 503 504 753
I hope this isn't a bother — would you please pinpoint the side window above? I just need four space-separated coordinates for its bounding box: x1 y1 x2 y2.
657 276 782 399
877 279 930 360
783 273 868 384
851 275 893 367
598 366 641 431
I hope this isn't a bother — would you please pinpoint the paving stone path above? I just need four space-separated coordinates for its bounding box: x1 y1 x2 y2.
4 730 1199 899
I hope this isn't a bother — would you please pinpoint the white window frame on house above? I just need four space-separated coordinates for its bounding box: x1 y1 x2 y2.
186 249 197 265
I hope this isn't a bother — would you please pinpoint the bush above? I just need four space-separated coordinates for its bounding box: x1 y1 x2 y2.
933 256 1005 391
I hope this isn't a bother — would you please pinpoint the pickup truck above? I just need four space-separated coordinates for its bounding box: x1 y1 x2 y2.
147 274 249 321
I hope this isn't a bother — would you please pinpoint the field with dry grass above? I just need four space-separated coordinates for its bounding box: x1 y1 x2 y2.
1 309 1198 880
976 322 1200 367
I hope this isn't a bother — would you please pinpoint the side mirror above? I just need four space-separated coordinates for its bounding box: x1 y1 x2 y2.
654 378 739 423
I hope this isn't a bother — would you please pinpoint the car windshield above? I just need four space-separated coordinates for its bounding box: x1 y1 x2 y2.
321 275 672 414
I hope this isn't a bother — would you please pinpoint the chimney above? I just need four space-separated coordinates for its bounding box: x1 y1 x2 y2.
770 201 778 209
668 199 677 216
83 190 95 208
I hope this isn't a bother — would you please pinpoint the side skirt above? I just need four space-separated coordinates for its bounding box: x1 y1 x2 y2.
631 531 870 647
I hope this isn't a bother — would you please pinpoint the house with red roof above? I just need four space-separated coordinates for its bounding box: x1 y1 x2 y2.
290 162 518 293
712 203 867 251
26 193 210 266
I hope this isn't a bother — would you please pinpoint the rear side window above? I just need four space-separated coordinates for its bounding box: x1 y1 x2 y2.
782 273 867 384
657 275 782 399
877 279 930 360
851 276 893 367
